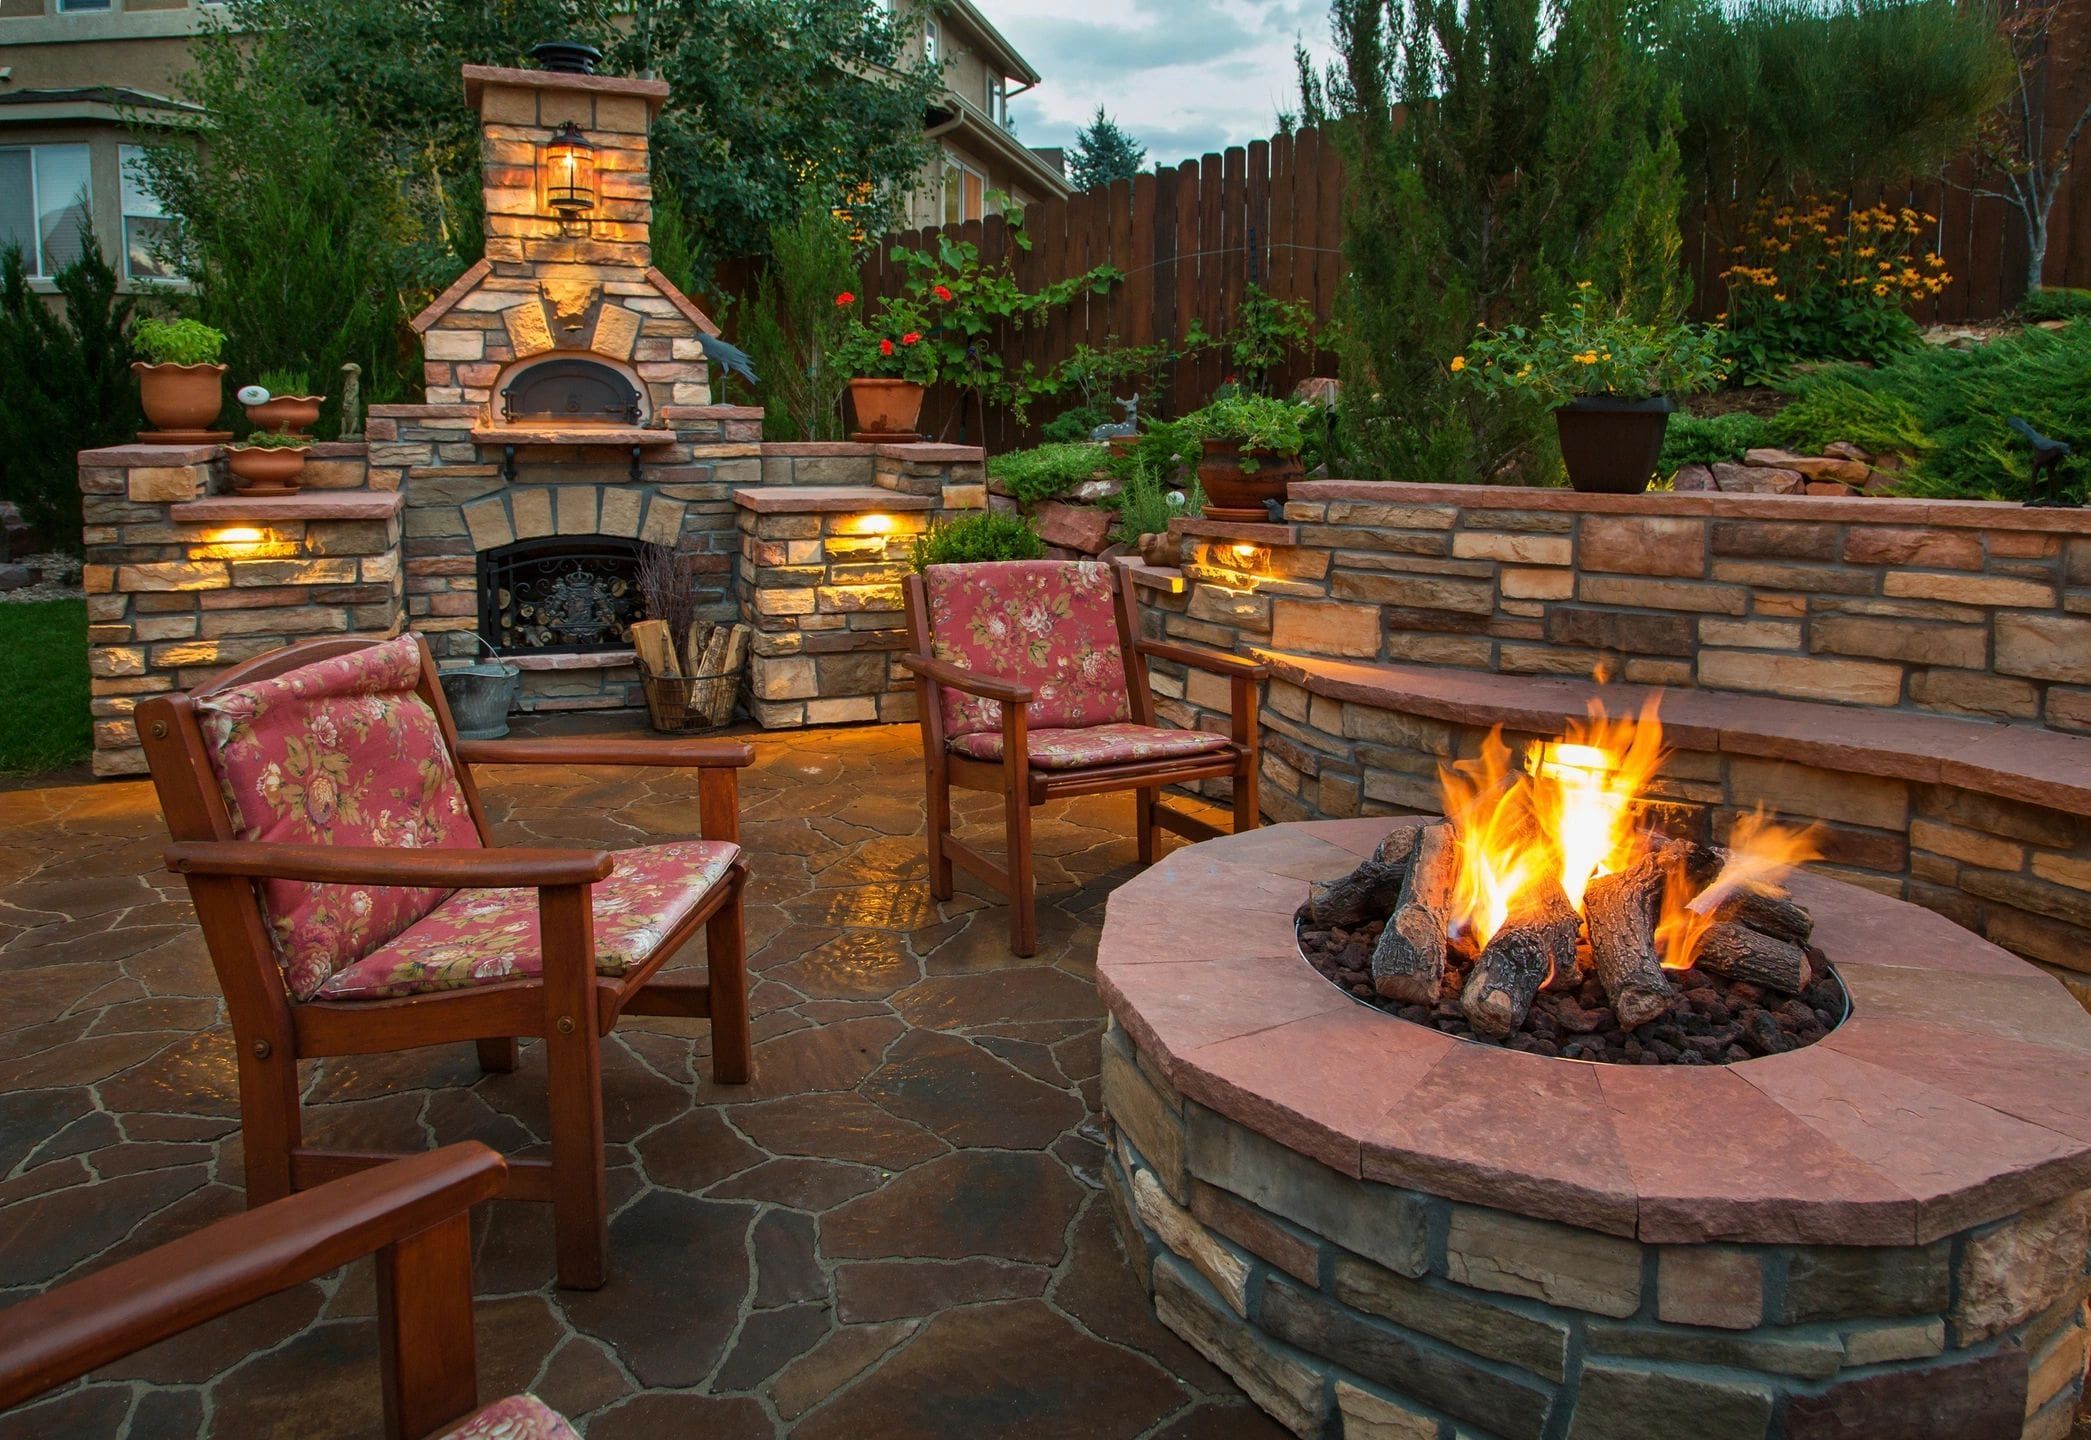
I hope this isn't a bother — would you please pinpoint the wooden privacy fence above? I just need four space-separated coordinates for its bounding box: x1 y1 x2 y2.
745 118 2086 452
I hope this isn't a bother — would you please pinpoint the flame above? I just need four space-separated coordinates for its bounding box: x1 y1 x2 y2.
1437 697 1818 969
1654 809 1821 969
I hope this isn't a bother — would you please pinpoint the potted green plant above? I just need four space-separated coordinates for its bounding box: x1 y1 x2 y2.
1457 287 1729 493
834 289 938 439
132 318 228 438
225 430 312 495
1180 394 1316 520
237 368 326 436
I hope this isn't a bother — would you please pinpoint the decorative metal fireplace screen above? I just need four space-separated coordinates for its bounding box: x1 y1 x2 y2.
478 537 647 655
499 357 642 425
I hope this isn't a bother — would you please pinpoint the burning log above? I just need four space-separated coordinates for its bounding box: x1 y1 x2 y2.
1462 877 1581 1039
1304 827 1422 929
1582 845 1681 1031
1709 889 1812 947
1689 922 1811 994
1370 821 1456 1005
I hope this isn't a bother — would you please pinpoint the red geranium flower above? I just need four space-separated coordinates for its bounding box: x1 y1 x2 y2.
902 332 922 345
835 291 856 307
933 285 953 302
879 338 895 356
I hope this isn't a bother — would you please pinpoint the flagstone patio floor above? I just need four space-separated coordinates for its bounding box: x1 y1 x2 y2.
0 720 1286 1439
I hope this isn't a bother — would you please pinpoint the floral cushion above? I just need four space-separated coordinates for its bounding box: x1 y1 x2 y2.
949 722 1233 772
195 634 480 1002
316 839 740 1001
436 1395 580 1440
923 561 1131 739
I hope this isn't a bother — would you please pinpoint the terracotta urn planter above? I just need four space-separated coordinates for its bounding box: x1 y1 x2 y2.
1196 439 1305 522
1553 395 1678 494
225 444 309 496
243 394 326 435
847 378 925 441
133 361 227 435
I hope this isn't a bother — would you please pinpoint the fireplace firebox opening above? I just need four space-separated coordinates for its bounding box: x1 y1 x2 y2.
479 536 648 656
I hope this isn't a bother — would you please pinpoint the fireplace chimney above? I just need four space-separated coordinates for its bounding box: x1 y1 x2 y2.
530 41 602 76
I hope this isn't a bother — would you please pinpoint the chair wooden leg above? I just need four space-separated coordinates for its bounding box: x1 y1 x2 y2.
375 1210 479 1440
1005 782 1037 958
707 881 752 1086
236 1033 301 1207
1234 756 1260 834
925 760 955 902
475 1037 519 1074
541 888 607 1291
1136 786 1159 866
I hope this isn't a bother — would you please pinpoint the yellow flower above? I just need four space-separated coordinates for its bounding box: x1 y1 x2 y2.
1573 351 1599 365
1857 246 1876 257
1873 284 1890 297
1773 293 1786 302
1577 280 1593 290
1449 355 1467 373
1517 364 1532 378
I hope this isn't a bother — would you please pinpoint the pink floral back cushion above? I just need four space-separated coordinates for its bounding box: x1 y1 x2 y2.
923 561 1131 738
195 634 481 1001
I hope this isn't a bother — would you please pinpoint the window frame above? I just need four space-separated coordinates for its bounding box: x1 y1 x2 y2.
0 140 94 280
119 143 176 282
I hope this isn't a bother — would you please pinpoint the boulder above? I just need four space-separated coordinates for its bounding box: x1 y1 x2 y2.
1711 462 1803 495
0 563 35 592
1034 501 1113 554
1823 441 1872 464
1672 464 1716 492
1747 448 1869 484
1071 477 1122 504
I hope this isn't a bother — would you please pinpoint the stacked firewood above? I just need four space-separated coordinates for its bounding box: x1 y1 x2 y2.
631 618 750 728
1300 821 1816 1040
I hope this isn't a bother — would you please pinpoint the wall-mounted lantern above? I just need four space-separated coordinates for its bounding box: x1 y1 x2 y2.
543 121 597 235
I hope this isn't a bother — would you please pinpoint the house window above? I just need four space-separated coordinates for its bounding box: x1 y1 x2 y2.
120 146 174 281
987 74 1007 125
0 143 92 278
942 154 984 227
923 18 940 65
56 0 114 10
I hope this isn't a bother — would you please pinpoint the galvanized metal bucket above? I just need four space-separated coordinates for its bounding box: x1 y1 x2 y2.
439 636 522 741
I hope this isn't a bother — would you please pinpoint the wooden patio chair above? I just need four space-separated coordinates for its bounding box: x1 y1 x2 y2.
902 560 1267 956
136 633 752 1292
0 1144 578 1440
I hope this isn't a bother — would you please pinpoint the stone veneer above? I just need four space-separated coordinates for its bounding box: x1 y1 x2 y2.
1100 819 2091 1440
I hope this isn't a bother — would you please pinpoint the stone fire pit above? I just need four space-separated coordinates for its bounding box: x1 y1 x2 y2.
1099 818 2091 1440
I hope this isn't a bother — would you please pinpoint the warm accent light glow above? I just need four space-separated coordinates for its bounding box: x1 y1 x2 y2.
212 527 264 544
188 526 298 561
1440 697 1817 961
857 513 895 535
543 121 597 232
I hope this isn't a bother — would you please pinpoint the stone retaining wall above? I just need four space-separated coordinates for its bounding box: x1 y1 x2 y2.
1161 483 2091 732
1104 1020 2091 1440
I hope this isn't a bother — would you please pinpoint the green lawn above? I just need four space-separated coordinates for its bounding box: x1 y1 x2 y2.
0 599 90 776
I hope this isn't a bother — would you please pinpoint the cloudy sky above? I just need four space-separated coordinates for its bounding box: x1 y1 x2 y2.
986 0 1339 165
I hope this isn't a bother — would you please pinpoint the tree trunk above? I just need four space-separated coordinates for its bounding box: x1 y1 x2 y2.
1369 821 1456 1005
1462 877 1580 1039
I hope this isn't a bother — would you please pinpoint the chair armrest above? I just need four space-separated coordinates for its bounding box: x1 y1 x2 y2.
0 1144 505 1410
1135 639 1270 680
900 653 1036 705
165 841 613 889
457 737 755 769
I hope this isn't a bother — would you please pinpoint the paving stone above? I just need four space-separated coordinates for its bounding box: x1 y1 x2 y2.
861 1028 1086 1150
835 1257 1051 1321
790 1299 1184 1440
822 1149 1086 1263
713 1301 833 1391
726 1091 947 1170
753 1207 828 1306
563 1190 756 1388
706 1154 885 1209
771 1319 919 1419
585 1392 776 1440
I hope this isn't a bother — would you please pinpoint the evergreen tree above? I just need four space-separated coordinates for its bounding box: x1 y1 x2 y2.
1068 108 1148 191
1302 0 1687 484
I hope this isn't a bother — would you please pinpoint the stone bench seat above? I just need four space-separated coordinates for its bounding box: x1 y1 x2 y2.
1237 649 2091 1006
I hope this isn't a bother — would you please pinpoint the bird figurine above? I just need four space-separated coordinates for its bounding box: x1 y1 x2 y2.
697 332 761 392
2007 417 2077 508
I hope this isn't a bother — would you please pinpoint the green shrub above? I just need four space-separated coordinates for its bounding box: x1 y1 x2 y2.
2020 288 2091 324
910 511 1048 570
1109 463 1205 549
233 431 314 450
1040 404 1111 444
1179 395 1316 462
1660 412 1772 469
738 199 858 440
987 444 1110 506
133 317 225 366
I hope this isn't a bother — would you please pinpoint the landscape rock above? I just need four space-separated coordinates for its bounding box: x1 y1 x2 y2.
1034 501 1113 554
1071 477 1122 504
0 563 38 592
1672 464 1715 492
1823 441 1871 463
1711 462 1803 495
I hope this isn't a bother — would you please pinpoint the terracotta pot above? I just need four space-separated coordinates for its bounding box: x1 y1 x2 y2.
133 361 227 433
847 378 925 439
1196 439 1305 522
243 394 325 435
1553 395 1678 494
225 445 309 493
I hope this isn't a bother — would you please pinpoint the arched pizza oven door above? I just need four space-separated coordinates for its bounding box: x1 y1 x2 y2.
499 357 643 425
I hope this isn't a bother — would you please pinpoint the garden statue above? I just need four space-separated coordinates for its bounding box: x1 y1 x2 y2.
1091 395 1139 443
698 333 761 391
2008 417 2077 507
337 363 363 440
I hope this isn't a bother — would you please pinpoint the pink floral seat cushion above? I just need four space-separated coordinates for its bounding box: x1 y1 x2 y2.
195 634 481 1001
437 1394 579 1440
316 840 740 1001
948 722 1233 771
923 561 1131 738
